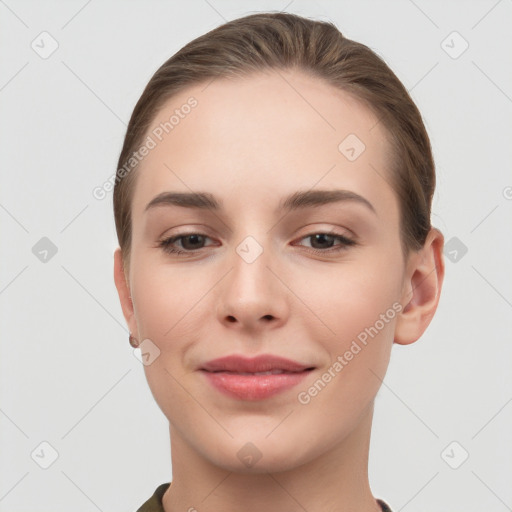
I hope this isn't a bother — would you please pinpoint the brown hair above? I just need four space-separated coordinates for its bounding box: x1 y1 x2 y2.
113 12 435 273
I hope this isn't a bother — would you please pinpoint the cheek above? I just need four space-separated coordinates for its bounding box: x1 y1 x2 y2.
294 264 398 430
132 264 207 412
292 252 402 344
289 253 400 411
131 262 201 339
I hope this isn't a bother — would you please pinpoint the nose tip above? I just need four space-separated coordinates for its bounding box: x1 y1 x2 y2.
225 313 275 323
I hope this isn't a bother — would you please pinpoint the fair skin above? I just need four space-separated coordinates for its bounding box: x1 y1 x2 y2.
114 69 444 512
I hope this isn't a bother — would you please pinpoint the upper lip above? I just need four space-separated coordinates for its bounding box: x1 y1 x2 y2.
200 354 315 373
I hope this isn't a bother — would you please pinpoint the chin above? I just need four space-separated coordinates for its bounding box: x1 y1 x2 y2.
203 436 313 475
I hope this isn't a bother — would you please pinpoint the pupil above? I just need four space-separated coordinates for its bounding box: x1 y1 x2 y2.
312 234 333 249
183 234 203 250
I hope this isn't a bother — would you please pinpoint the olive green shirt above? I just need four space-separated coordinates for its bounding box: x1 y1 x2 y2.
135 482 393 511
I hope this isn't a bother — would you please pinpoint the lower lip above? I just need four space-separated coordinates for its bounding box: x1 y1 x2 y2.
201 370 313 401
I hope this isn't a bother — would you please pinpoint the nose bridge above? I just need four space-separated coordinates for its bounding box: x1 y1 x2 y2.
230 232 273 295
216 228 287 326
235 233 267 267
229 208 275 275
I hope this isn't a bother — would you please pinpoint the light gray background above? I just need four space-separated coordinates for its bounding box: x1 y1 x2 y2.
1 0 511 510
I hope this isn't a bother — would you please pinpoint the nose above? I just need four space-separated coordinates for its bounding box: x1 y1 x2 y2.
216 238 289 332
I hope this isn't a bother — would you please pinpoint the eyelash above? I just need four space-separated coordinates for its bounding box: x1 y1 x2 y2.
157 230 357 257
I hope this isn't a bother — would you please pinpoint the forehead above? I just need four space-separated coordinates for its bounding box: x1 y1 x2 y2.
131 69 397 222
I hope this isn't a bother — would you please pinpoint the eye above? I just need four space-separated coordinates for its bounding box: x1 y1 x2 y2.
295 232 357 254
158 233 213 256
157 230 357 257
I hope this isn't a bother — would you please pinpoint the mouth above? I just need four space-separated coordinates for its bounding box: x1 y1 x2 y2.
200 354 315 374
204 368 315 375
201 368 315 400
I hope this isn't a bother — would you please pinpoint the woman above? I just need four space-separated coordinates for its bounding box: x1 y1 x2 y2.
113 11 445 512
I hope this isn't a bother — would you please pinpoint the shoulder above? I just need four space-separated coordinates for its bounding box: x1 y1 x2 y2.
134 483 392 512
377 498 393 512
135 482 171 512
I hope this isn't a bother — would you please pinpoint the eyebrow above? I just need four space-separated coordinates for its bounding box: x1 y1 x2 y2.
144 189 376 215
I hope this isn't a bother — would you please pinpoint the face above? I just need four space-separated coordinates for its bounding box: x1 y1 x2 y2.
116 69 415 473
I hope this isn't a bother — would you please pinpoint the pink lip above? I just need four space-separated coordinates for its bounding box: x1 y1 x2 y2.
199 354 315 401
200 354 314 373
202 370 313 400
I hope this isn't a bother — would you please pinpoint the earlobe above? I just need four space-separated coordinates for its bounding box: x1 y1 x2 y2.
113 248 139 338
394 228 445 345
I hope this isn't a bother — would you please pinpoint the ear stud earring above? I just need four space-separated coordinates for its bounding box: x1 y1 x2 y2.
129 333 140 348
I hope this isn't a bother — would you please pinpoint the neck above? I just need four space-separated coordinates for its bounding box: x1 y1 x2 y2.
162 403 381 512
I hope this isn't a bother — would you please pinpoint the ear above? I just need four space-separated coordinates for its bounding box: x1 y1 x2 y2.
394 227 445 345
113 247 139 339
